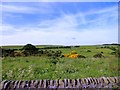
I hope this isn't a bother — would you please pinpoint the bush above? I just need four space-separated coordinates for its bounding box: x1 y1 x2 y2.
93 53 104 58
110 46 120 57
87 50 91 52
2 49 15 57
109 47 116 51
54 50 62 57
111 51 116 55
71 51 77 54
115 49 120 57
49 56 59 65
78 55 86 58
22 44 38 56
101 51 103 54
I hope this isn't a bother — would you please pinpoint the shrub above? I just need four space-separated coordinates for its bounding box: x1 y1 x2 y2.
87 50 91 52
55 50 62 57
109 47 116 51
111 51 116 55
78 55 86 58
115 49 120 57
101 51 103 54
71 51 77 54
93 53 104 58
22 44 38 56
49 56 59 65
2 49 15 57
14 52 25 57
38 50 44 54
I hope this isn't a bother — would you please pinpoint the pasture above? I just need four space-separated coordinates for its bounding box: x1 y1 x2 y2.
1 45 119 80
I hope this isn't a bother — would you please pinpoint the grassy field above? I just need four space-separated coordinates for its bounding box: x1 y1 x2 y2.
2 45 119 80
1 45 24 49
1 45 63 49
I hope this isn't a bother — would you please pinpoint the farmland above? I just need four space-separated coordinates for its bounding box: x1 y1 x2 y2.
1 44 119 80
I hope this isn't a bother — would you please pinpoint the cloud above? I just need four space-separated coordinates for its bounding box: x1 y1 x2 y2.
86 6 117 15
1 27 118 45
1 3 55 14
1 3 118 45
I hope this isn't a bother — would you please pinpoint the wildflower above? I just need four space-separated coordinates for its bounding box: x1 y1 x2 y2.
69 54 79 58
64 54 69 57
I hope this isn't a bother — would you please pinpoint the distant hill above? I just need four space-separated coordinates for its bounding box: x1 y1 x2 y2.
102 43 120 46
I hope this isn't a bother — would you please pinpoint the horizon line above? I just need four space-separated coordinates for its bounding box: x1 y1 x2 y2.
1 43 119 47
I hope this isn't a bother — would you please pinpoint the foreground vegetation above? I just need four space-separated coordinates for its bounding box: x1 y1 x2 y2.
2 56 118 80
1 44 119 80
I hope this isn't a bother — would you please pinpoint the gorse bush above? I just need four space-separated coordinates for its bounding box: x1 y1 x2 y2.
63 51 86 59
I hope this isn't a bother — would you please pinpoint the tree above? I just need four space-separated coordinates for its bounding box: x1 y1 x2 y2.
22 44 38 56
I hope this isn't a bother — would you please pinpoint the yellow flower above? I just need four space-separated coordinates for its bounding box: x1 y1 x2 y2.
64 54 69 57
69 54 79 58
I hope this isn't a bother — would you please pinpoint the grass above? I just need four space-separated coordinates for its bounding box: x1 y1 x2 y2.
1 45 23 49
2 45 119 80
1 45 63 49
2 56 118 80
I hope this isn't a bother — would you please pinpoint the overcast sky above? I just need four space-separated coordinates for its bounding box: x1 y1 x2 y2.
1 2 118 46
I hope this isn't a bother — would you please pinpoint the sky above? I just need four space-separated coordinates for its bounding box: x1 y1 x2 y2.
0 2 118 46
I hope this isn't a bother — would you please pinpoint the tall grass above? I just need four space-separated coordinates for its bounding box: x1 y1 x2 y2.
2 45 119 80
2 56 118 80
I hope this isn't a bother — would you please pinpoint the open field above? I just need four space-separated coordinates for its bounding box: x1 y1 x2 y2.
1 45 63 49
1 45 119 80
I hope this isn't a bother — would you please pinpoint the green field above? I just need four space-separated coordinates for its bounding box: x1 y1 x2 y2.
1 45 63 49
1 45 119 80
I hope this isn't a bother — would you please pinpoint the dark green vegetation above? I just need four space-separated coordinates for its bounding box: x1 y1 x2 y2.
1 44 120 80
